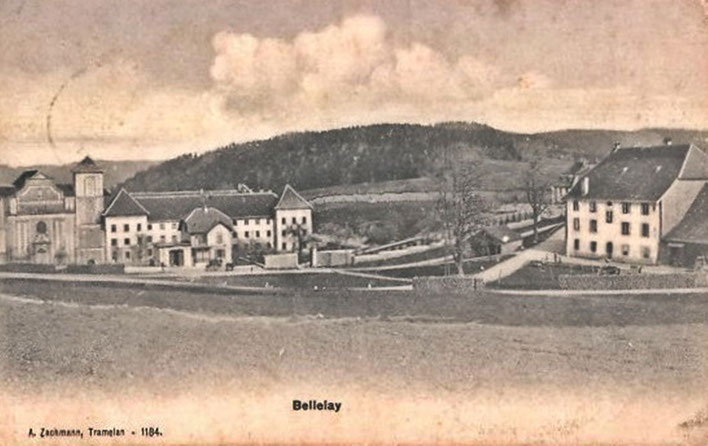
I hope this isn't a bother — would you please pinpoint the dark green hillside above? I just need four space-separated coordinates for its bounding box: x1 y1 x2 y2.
118 122 707 193
121 123 527 192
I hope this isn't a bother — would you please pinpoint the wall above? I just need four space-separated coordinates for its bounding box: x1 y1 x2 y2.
558 272 708 290
264 253 299 269
412 275 486 292
566 198 661 264
105 215 149 264
206 224 233 264
274 209 313 252
233 216 274 251
313 249 354 267
6 214 76 264
148 219 181 245
659 241 708 268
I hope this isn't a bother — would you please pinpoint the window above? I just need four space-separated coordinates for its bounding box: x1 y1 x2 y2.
281 217 286 224
641 203 650 215
589 201 597 212
267 219 271 224
590 219 597 233
605 211 613 223
267 230 271 237
572 200 579 211
111 224 117 233
590 241 597 253
292 217 297 224
148 224 153 231
256 219 260 225
641 246 651 259
160 223 165 230
245 231 250 238
281 230 286 236
641 223 650 237
302 229 307 235
621 222 630 235
282 242 287 250
123 224 130 232
171 235 177 243
301 216 307 224
606 201 613 207
124 238 130 246
172 223 177 229
36 221 47 234
573 239 579 250
137 223 142 232
245 219 250 225
147 236 153 243
256 231 260 238
160 235 166 242
621 244 630 256
147 248 153 256
622 203 630 214
216 233 223 244
266 242 272 249
111 239 118 246
125 251 130 260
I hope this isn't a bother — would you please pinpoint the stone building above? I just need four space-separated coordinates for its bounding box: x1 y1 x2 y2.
565 143 708 265
0 156 107 265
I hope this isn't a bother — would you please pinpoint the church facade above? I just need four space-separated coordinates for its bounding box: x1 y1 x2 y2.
0 157 314 268
0 156 106 265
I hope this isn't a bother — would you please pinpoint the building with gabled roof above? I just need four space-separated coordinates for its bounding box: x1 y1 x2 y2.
565 143 708 265
102 184 313 267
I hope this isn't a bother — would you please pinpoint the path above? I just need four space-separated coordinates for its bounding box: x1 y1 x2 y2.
471 249 552 283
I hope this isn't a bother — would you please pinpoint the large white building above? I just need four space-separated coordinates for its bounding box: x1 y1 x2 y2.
102 184 313 267
565 143 708 265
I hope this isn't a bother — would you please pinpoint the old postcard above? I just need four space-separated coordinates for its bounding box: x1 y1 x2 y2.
1 0 707 444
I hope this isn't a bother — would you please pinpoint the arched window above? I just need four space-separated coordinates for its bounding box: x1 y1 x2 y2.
36 221 47 234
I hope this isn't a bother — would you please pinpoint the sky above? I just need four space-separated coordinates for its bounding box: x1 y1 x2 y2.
1 0 707 166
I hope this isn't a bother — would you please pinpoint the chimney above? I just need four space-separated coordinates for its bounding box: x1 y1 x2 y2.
612 142 621 153
663 137 673 146
581 177 590 196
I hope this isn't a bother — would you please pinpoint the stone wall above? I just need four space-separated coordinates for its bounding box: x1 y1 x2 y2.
412 275 485 293
558 272 708 290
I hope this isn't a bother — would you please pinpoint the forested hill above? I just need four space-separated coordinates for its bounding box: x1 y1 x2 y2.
121 122 708 193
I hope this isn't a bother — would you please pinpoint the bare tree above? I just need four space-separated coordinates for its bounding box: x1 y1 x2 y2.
432 150 489 276
523 157 552 245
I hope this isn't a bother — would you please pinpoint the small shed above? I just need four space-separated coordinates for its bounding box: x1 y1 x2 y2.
472 226 523 256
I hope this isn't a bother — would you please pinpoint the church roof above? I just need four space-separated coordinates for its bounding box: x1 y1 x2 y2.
103 189 150 217
274 184 312 210
567 144 699 201
182 207 234 234
72 156 104 173
12 170 40 189
663 184 708 244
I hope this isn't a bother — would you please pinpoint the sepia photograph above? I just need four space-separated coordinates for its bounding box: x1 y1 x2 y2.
0 0 707 444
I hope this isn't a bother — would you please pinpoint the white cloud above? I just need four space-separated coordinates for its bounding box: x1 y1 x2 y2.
208 14 506 118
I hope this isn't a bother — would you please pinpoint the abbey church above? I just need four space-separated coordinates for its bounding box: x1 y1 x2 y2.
0 157 313 267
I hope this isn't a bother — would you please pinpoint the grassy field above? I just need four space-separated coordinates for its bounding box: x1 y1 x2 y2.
0 279 706 444
374 256 511 278
169 272 405 289
491 263 601 290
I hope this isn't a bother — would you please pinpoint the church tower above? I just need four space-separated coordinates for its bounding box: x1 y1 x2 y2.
73 156 106 264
